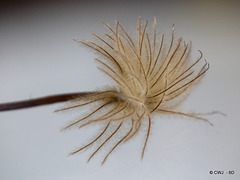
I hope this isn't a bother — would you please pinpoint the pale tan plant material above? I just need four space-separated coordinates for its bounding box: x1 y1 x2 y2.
55 17 218 165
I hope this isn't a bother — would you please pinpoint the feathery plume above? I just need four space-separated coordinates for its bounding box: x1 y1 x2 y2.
56 17 213 165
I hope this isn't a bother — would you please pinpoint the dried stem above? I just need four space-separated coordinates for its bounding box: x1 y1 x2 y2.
0 92 96 112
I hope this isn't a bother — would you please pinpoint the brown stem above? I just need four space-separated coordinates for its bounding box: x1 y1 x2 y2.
0 92 96 112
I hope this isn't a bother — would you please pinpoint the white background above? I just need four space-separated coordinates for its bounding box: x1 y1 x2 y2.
0 0 239 179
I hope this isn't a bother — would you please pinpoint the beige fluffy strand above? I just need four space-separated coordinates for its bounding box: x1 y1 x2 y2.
57 17 213 165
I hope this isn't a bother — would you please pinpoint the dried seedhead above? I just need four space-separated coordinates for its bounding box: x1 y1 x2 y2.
56 17 213 165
